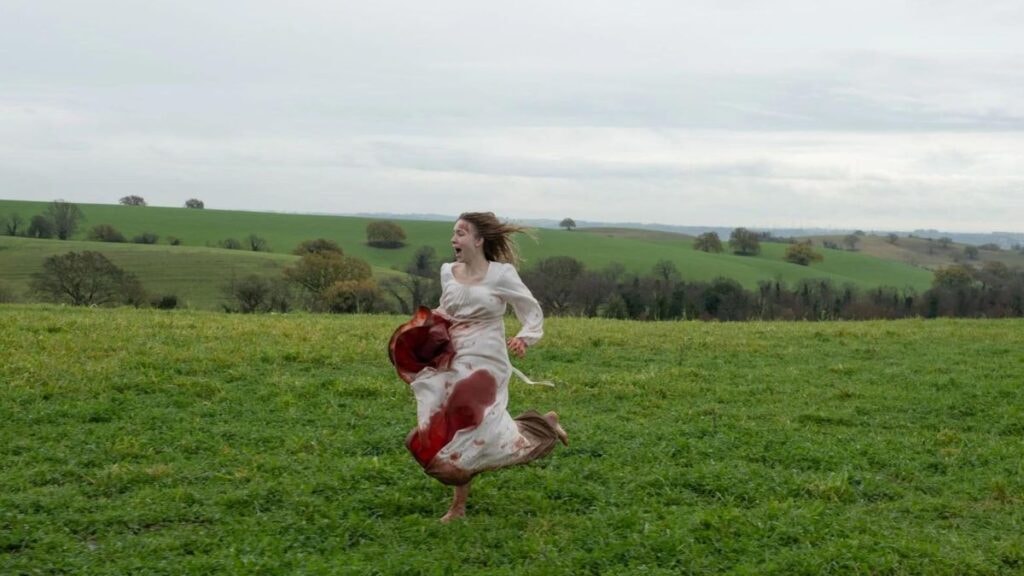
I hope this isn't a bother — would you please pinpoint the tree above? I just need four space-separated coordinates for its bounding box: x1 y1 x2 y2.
784 241 824 266
559 218 576 231
132 232 159 244
3 212 25 236
283 252 374 311
933 265 975 289
219 238 242 250
119 195 147 206
293 238 343 256
185 198 205 209
843 234 860 251
87 224 126 243
963 245 979 260
521 256 585 315
366 220 406 248
27 215 55 239
693 232 723 253
44 200 84 240
30 251 144 306
729 227 761 256
886 233 899 245
381 246 441 314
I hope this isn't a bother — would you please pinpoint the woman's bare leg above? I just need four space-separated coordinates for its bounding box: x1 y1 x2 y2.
440 483 470 523
545 411 569 446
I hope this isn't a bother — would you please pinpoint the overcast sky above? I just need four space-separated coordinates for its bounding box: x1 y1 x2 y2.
2 0 1023 232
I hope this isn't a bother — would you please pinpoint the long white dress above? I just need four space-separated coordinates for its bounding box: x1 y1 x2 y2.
392 261 560 485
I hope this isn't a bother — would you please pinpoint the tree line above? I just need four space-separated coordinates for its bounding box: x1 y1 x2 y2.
518 256 1023 320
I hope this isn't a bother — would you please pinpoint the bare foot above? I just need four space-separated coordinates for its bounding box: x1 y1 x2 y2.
440 483 469 523
545 411 569 446
440 507 465 523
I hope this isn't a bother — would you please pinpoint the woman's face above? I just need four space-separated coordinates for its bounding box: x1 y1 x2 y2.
451 219 483 262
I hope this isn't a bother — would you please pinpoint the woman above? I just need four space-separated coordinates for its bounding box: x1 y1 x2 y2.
388 212 568 522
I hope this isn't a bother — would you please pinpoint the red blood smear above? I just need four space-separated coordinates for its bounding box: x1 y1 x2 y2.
407 370 496 467
388 307 454 383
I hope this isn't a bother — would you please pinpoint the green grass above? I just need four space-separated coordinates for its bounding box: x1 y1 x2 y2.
2 306 1022 574
1 200 935 299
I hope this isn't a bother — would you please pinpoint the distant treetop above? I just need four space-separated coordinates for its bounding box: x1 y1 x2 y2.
120 195 147 206
185 198 205 209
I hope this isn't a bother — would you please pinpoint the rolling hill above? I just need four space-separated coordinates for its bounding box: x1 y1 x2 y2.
1 199 937 309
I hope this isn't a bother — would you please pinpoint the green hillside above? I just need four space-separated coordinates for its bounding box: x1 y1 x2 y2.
1 200 935 309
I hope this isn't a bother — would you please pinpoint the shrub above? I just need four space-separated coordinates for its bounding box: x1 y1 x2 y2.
223 275 291 313
88 224 126 243
219 238 242 250
292 238 343 256
246 234 270 252
132 232 159 244
0 281 17 303
152 294 179 310
167 236 182 246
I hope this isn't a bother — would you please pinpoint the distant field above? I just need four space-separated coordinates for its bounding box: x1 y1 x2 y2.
2 306 1022 574
810 233 1024 271
1 200 936 303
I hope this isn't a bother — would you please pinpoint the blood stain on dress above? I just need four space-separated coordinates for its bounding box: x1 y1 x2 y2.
406 369 497 467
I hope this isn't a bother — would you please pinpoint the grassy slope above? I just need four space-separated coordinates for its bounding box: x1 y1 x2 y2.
811 234 1024 271
1 200 935 296
0 236 399 309
2 307 1022 574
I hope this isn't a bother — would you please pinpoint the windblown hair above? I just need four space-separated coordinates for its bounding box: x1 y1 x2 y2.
458 212 530 266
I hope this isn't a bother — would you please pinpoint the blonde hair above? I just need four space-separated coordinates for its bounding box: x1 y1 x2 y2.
458 212 529 266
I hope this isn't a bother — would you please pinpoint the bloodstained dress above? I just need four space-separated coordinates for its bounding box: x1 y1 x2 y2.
389 261 561 485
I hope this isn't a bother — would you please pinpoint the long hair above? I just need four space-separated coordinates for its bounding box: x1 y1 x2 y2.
458 212 529 266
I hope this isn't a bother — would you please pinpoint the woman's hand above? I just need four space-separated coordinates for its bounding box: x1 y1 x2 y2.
507 337 528 358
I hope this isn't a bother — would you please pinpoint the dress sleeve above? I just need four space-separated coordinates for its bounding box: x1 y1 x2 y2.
494 263 544 346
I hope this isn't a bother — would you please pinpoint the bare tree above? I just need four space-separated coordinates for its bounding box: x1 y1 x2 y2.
381 246 441 314
3 213 25 236
30 251 144 306
44 200 85 240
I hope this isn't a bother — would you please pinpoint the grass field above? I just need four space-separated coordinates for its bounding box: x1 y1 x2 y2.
3 306 1022 574
0 200 936 304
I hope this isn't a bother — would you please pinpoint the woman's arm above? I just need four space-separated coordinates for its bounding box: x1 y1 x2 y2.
494 263 543 355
